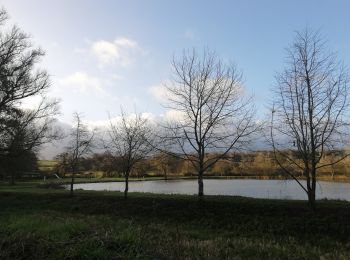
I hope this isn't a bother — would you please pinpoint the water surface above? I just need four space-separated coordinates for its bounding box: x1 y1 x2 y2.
71 179 350 201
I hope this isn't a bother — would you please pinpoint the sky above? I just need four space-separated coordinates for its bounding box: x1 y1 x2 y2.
2 0 350 126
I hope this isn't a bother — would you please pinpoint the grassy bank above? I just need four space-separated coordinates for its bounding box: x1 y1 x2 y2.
1 183 350 259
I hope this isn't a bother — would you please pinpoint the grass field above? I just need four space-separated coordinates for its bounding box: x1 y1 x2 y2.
1 182 350 259
37 160 59 172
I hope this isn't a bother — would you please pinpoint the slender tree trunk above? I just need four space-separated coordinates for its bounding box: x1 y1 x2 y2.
70 171 75 197
164 168 168 181
198 146 205 197
310 167 317 210
198 170 204 197
124 172 129 199
331 162 335 180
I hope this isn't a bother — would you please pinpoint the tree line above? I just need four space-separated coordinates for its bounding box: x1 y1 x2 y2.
1 8 349 208
51 149 350 179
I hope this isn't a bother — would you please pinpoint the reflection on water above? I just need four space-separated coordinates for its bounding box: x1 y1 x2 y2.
70 179 350 201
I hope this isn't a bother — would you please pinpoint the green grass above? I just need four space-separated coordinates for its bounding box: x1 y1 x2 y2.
1 182 350 259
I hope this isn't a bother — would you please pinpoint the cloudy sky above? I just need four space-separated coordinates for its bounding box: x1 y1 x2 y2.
2 0 350 126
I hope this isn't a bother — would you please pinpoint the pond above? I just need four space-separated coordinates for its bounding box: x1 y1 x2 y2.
70 179 350 201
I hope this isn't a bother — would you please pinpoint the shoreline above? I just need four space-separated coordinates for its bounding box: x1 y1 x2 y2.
29 175 350 188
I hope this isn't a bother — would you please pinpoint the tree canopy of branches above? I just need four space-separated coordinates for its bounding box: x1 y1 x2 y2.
0 9 59 184
0 9 50 114
64 112 94 196
107 110 154 198
270 29 350 208
162 49 258 197
0 100 59 184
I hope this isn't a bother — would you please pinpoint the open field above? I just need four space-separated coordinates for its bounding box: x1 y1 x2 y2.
1 182 350 259
37 160 59 173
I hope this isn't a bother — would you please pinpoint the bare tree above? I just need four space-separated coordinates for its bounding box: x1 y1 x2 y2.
0 8 59 184
65 113 94 196
270 29 350 208
107 110 154 198
157 153 170 180
162 49 258 197
0 9 50 114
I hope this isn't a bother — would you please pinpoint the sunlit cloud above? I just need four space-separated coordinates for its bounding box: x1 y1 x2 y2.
18 95 45 110
86 112 156 130
148 81 180 103
149 82 170 102
163 109 186 122
91 37 142 67
60 72 107 95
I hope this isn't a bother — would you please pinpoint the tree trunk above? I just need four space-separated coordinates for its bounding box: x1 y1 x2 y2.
70 171 75 197
164 168 168 181
310 167 317 210
307 188 316 210
198 171 204 197
331 165 335 180
306 167 316 210
124 172 129 199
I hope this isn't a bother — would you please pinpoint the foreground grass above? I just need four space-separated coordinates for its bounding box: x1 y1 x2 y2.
1 183 350 259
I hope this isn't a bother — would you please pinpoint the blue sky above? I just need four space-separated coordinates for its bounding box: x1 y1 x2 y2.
2 0 350 125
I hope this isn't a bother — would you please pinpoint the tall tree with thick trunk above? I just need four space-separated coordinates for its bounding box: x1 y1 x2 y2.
270 29 350 209
163 49 258 197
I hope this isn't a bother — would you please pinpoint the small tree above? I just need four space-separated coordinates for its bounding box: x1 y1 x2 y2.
153 152 177 180
107 110 154 198
270 29 350 208
54 152 69 178
65 113 94 196
162 49 258 197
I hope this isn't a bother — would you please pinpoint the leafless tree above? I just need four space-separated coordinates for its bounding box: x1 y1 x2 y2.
0 8 59 184
158 153 170 180
65 113 94 196
270 29 350 208
106 110 154 198
0 9 50 114
162 49 258 197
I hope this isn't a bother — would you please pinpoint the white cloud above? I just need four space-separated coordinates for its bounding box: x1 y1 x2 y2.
163 109 186 122
60 72 106 95
149 82 169 102
86 112 156 130
18 95 44 110
148 81 180 103
50 41 60 48
111 73 124 80
114 38 138 48
86 117 118 129
91 37 142 67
